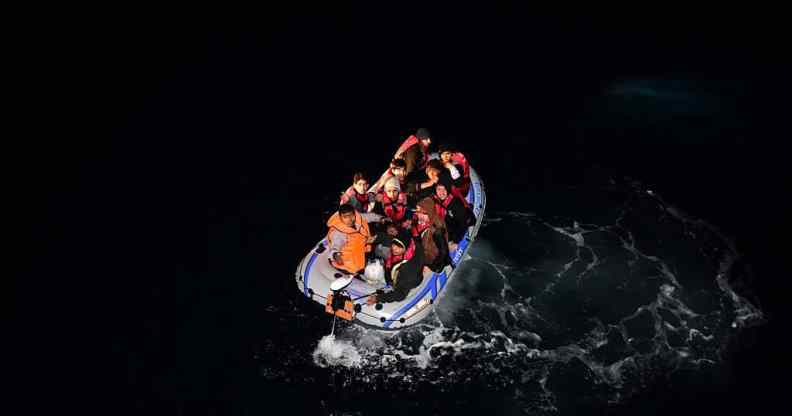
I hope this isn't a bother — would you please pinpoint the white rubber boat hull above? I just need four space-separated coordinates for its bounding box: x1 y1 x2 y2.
295 162 486 330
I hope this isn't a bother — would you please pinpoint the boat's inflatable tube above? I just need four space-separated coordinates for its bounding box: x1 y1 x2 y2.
295 157 486 330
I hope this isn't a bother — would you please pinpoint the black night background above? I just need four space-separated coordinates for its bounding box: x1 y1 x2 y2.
15 6 789 416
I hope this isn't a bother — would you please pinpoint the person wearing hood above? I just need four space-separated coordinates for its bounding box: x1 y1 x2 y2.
366 230 424 304
373 176 411 227
326 204 378 274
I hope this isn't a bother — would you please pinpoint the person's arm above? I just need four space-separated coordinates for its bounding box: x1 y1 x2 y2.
328 229 348 261
361 212 384 224
368 170 392 194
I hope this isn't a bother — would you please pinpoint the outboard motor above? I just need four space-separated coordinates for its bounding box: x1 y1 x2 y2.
324 276 356 321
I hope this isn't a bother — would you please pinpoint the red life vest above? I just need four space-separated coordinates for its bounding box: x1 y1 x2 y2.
384 238 416 270
412 220 431 238
451 152 470 178
380 191 408 222
342 186 369 207
432 193 454 219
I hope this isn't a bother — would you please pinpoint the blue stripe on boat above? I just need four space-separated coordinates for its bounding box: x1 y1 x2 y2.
382 178 481 328
303 239 326 296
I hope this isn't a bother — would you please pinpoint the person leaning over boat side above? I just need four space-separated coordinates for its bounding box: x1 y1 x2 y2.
368 158 408 195
366 230 425 304
413 197 451 273
437 143 470 195
432 183 472 252
327 204 378 274
340 172 376 213
394 128 432 177
372 177 412 228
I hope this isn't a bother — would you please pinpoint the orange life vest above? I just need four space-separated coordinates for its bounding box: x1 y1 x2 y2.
326 211 371 273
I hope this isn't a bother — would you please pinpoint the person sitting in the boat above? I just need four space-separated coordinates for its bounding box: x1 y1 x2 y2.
413 197 451 273
438 143 470 196
432 183 473 252
368 158 408 194
405 159 452 203
373 177 412 228
327 204 377 274
340 172 375 213
370 220 400 260
394 128 432 177
366 230 425 304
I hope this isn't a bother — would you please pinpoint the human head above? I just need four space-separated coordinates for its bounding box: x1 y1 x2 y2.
352 172 368 194
390 231 411 256
338 204 356 227
435 184 448 200
416 128 431 146
390 158 406 178
385 222 399 237
438 143 455 164
384 176 401 200
426 159 443 180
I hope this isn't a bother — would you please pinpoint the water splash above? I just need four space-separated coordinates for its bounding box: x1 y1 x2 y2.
312 334 363 368
261 177 764 413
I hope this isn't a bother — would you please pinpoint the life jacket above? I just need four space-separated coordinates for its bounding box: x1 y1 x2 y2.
451 152 470 178
384 238 416 271
450 186 470 209
432 193 454 219
395 135 429 169
341 186 370 208
326 211 371 273
380 190 408 222
411 219 431 238
449 152 471 198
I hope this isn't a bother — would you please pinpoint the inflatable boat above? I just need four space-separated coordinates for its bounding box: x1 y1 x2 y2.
294 157 486 330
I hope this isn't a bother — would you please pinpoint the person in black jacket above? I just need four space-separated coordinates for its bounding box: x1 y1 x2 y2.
366 231 425 304
433 184 471 249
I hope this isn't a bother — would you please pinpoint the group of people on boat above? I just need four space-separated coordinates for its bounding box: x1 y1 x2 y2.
325 128 475 305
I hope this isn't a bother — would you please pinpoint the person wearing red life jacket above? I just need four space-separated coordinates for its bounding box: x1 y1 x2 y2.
432 184 472 252
394 128 432 177
339 172 375 213
373 176 411 227
366 230 425 304
438 143 472 200
368 158 408 194
412 197 450 273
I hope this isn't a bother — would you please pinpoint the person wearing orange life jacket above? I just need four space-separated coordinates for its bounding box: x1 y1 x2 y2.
340 172 375 213
327 204 379 274
394 128 432 177
368 158 408 194
432 183 473 252
373 177 412 228
366 230 425 304
438 143 472 200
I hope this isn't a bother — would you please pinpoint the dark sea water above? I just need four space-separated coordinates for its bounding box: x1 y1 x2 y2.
20 17 788 416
